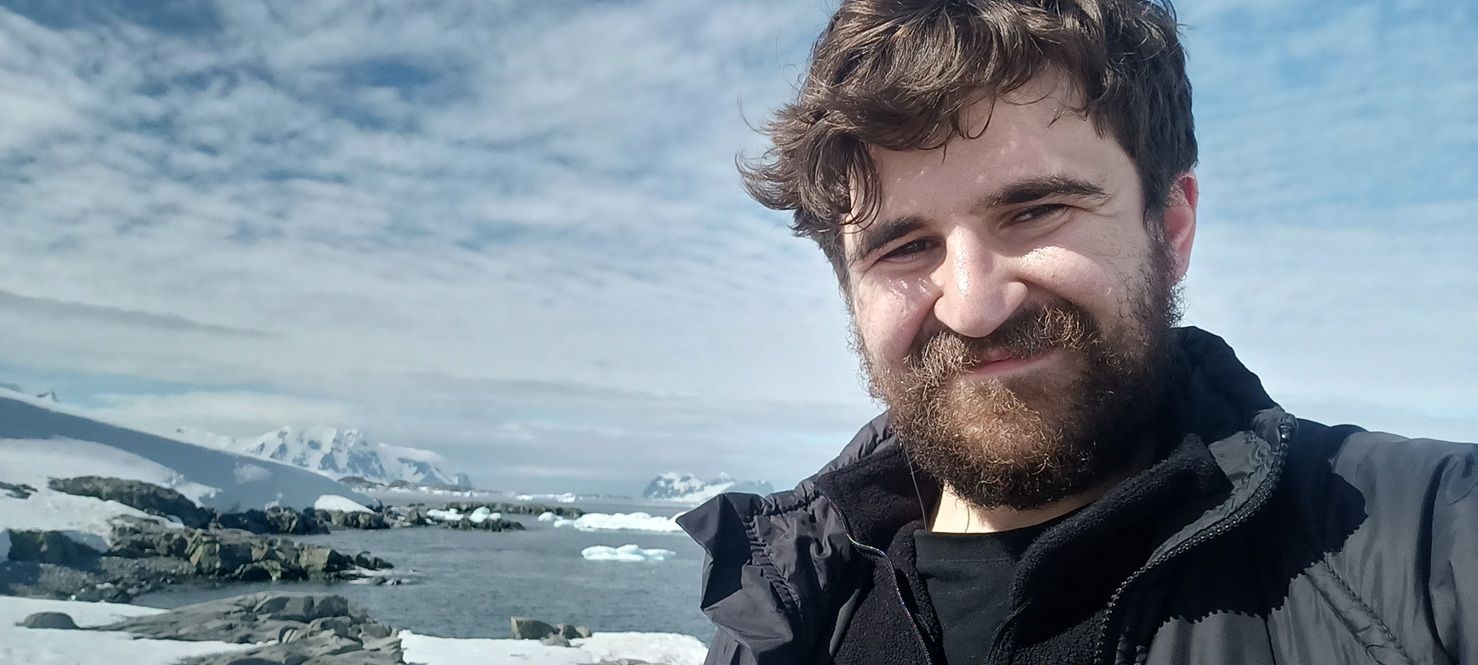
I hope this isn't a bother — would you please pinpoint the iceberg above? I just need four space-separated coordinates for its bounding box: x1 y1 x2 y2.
580 544 676 562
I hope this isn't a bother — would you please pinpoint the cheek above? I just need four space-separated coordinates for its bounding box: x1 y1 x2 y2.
1020 241 1148 319
852 277 936 363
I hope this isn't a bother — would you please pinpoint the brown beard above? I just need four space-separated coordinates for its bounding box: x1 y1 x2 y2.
862 244 1180 510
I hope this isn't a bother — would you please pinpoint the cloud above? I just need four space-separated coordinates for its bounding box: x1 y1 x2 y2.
0 288 265 337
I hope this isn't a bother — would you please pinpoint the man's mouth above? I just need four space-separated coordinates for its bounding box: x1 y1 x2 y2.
964 346 1057 377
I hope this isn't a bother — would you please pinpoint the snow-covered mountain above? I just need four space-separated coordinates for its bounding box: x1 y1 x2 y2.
176 425 470 489
642 473 773 503
0 387 374 517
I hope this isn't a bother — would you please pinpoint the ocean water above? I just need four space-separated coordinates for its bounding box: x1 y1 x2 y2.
135 504 715 643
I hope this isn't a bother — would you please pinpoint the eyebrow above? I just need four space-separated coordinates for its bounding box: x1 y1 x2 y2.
845 174 1109 265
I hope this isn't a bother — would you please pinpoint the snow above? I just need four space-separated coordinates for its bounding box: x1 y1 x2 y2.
176 425 467 488
0 482 169 552
400 630 706 665
0 596 706 665
536 511 558 522
0 596 254 665
0 390 376 552
425 508 460 522
551 511 684 533
313 494 374 513
516 492 579 503
467 506 501 523
643 472 774 504
581 544 676 562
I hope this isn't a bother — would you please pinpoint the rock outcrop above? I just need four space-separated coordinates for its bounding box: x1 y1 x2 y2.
109 518 391 582
213 507 330 535
1 480 36 499
510 616 592 641
20 611 79 629
48 476 216 528
4 530 103 565
94 592 405 665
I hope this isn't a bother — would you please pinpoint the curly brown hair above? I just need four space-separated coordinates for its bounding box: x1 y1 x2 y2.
739 0 1197 282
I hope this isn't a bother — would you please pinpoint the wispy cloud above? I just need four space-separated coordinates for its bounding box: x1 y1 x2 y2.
0 0 1472 493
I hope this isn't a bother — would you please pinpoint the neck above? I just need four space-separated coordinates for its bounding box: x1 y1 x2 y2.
928 453 1152 534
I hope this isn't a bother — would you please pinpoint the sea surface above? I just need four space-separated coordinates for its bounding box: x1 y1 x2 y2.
136 496 715 642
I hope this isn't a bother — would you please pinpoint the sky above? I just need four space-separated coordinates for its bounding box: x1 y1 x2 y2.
0 0 1473 495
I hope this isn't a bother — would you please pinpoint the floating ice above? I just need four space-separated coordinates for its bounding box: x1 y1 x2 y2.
581 544 676 562
551 511 683 533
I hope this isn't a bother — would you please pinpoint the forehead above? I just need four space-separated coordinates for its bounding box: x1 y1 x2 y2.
843 73 1134 242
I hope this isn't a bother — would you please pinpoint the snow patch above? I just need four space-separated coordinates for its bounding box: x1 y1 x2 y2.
581 544 676 562
399 629 705 665
467 506 501 523
232 463 272 484
0 482 172 553
313 495 374 513
551 512 683 533
0 596 254 665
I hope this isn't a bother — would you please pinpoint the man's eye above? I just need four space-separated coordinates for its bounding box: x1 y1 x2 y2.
1011 204 1068 225
880 238 935 261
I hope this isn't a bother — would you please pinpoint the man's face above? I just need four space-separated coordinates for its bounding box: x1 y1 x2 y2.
843 73 1197 510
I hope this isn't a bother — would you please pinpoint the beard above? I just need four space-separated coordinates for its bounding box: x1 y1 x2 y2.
861 240 1181 511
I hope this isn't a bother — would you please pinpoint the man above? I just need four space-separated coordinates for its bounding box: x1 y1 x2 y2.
675 1 1478 664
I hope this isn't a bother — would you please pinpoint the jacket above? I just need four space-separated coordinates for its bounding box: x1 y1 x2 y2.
677 327 1478 664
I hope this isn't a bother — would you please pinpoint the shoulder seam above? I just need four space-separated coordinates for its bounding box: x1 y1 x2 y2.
1313 558 1416 665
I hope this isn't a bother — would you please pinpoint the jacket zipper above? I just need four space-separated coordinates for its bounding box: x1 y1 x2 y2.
846 536 936 665
1089 419 1294 665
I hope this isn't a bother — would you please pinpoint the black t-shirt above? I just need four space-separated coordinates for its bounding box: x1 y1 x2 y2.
914 516 1065 665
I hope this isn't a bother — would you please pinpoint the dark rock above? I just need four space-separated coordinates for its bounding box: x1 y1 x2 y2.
275 595 351 623
510 616 558 639
296 547 353 575
20 611 78 629
48 476 213 528
1 480 36 499
215 507 329 535
5 531 102 564
351 552 392 570
558 623 592 639
313 510 387 530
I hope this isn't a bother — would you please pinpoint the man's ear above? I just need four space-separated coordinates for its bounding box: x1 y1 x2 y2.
1161 171 1198 283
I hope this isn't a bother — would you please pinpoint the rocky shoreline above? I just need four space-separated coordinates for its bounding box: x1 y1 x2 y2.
12 591 647 665
1 476 578 604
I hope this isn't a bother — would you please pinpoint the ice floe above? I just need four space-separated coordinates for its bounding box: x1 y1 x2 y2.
550 511 683 533
580 544 676 562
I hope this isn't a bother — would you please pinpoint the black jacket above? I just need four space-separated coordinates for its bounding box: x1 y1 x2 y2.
678 328 1478 664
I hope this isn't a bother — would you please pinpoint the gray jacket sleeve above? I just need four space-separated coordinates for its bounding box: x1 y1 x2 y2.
704 627 760 665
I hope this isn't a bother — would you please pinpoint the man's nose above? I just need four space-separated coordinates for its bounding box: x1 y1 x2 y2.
930 231 1025 339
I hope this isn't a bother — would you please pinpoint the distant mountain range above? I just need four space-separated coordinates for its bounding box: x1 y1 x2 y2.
175 425 470 489
642 472 773 503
